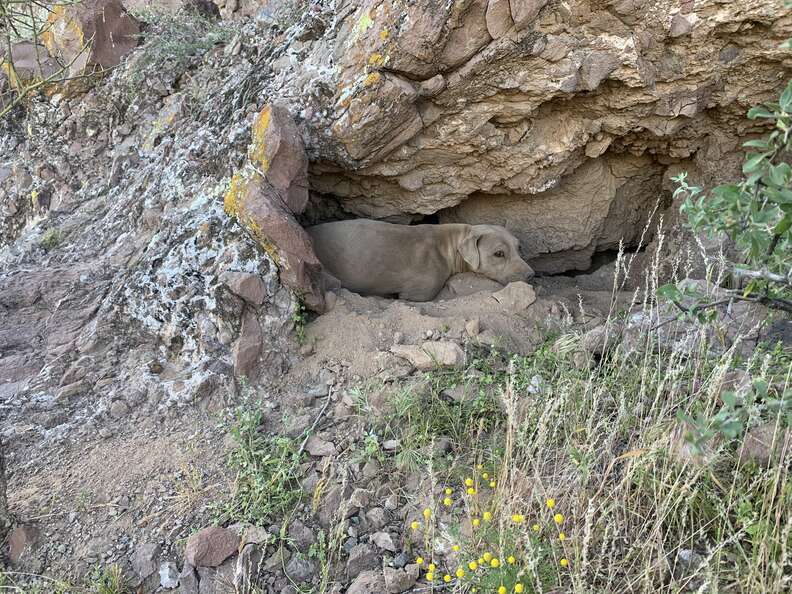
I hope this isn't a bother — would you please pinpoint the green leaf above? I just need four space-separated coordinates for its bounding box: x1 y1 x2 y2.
658 283 684 303
780 81 792 112
773 214 792 235
743 153 768 174
747 106 776 119
742 138 769 149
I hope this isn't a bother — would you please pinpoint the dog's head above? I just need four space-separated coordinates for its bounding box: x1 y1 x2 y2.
459 225 535 284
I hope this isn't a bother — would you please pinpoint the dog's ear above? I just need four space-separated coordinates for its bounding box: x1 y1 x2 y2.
459 229 483 270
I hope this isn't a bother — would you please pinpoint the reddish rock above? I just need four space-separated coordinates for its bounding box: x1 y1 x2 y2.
9 524 39 564
224 172 327 313
221 271 266 306
739 422 791 468
233 309 262 379
2 41 60 87
249 104 309 214
184 527 239 568
41 0 140 78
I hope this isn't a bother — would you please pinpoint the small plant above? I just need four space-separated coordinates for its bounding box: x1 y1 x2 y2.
409 467 568 593
292 299 308 345
214 403 305 525
87 564 130 594
40 227 62 250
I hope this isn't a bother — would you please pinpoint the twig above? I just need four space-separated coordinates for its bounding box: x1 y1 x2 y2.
297 384 334 458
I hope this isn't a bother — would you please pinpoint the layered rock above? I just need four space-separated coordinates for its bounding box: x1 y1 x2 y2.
266 0 792 272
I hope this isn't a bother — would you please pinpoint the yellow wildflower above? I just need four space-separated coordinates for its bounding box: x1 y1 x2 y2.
416 557 424 565
443 497 453 507
465 478 474 487
483 511 493 522
452 544 460 552
483 552 493 563
531 524 540 532
467 487 476 495
443 575 451 583
498 586 507 594
559 532 566 541
546 498 556 509
468 560 478 571
426 572 434 581
456 567 465 578
511 514 525 524
472 518 480 527
554 513 564 524
490 558 500 568
482 472 489 479
423 508 431 519
560 558 569 567
489 480 497 488
507 556 516 565
428 563 436 572
410 521 420 530
445 487 453 495
515 584 525 593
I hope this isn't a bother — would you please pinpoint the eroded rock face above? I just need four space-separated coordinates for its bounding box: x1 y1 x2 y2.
269 0 792 272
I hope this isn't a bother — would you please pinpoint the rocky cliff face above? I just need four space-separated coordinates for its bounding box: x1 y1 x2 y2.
262 0 792 272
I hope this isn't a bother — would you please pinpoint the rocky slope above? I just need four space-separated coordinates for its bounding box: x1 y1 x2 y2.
1 0 791 591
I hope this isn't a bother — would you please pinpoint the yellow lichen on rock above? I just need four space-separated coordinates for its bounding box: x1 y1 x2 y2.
364 72 381 87
249 105 272 172
368 53 385 67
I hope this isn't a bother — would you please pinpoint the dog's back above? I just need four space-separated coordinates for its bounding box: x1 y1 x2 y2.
306 219 448 298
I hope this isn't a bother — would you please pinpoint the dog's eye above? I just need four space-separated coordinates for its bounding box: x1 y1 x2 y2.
494 250 505 258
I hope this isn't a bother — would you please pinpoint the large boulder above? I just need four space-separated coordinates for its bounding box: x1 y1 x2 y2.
41 0 140 78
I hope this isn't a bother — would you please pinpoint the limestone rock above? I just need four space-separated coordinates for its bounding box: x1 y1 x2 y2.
184 527 239 568
391 341 467 370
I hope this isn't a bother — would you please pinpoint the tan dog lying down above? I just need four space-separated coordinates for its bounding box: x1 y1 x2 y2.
307 219 534 301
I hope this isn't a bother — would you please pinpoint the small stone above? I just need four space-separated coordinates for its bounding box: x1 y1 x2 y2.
305 436 337 457
383 564 419 593
371 531 396 552
346 543 379 578
299 341 314 356
393 332 403 345
365 508 388 530
347 570 385 594
56 380 86 400
390 341 466 371
417 74 446 97
131 542 160 579
184 527 239 568
491 282 537 313
739 422 791 468
159 561 179 589
98 427 114 439
383 439 400 451
670 13 694 37
288 519 316 552
221 271 266 305
392 552 408 569
349 488 371 509
285 555 317 583
109 400 130 419
8 524 39 564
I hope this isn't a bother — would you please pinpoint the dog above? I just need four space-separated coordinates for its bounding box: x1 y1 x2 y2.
306 219 534 301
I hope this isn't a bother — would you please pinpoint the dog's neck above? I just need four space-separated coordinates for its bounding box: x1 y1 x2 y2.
446 226 472 275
